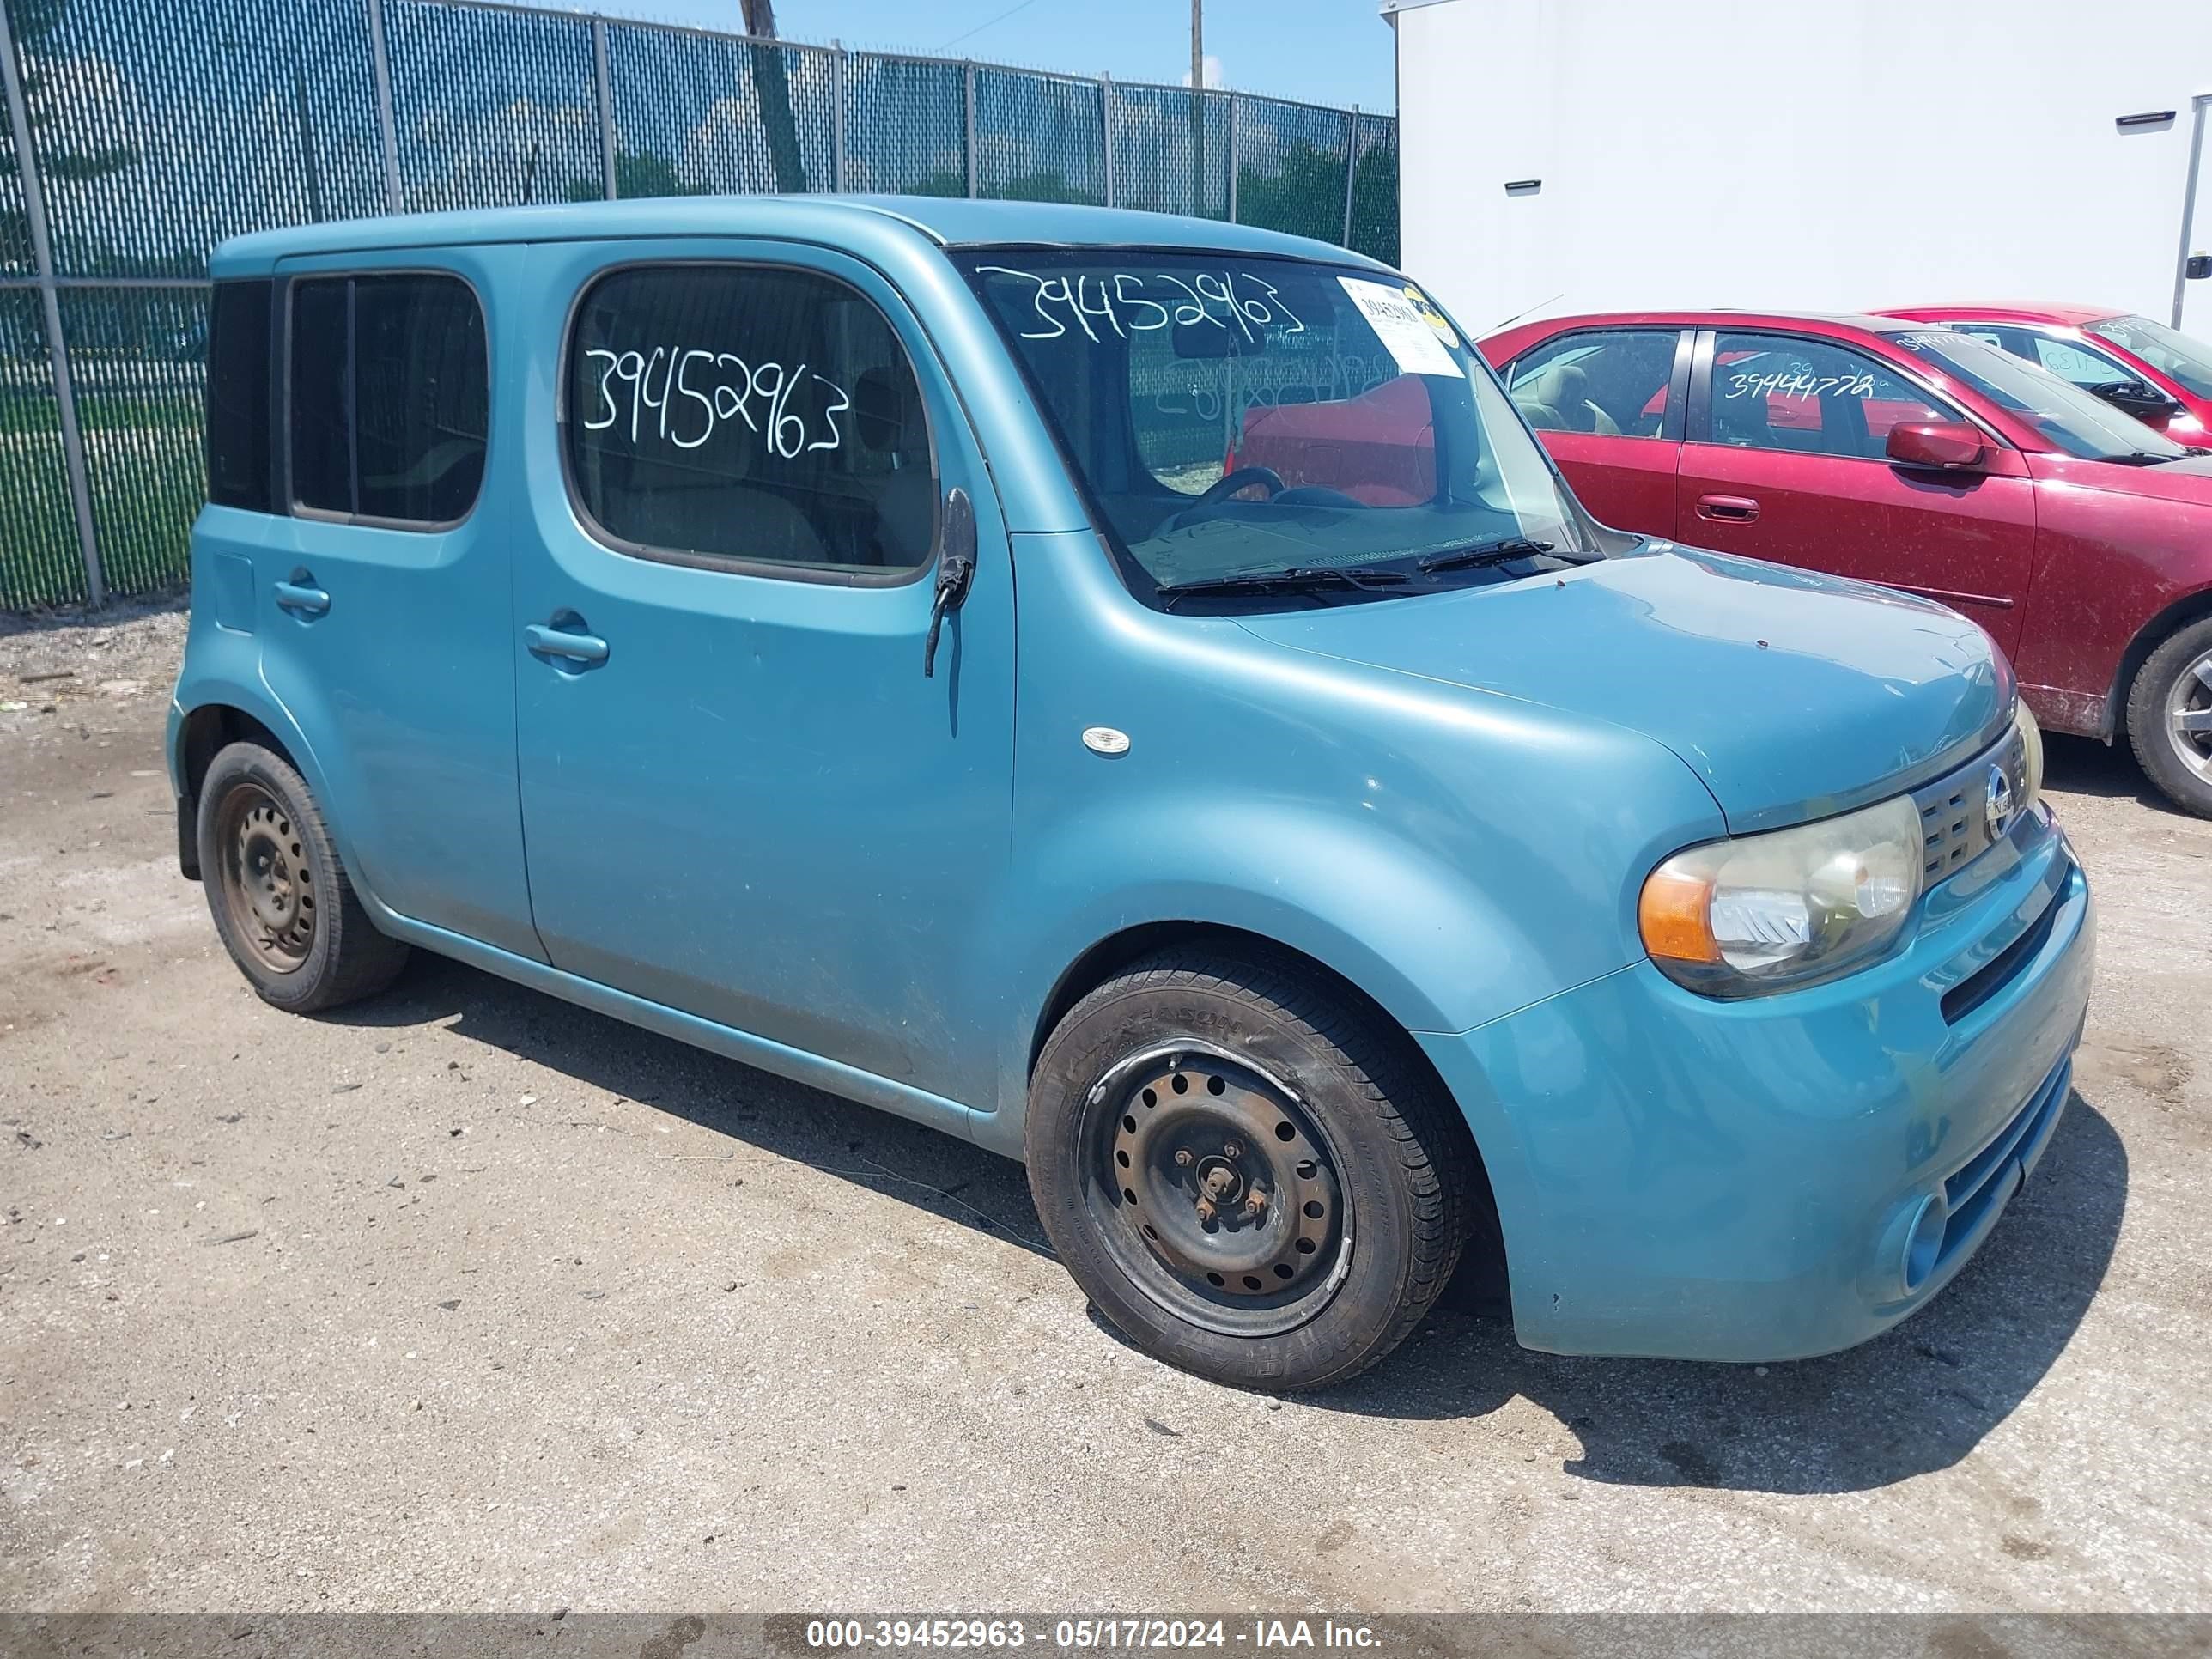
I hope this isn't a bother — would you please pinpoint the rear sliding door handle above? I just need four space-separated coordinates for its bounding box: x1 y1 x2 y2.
272 580 330 616
1696 494 1760 523
525 622 610 665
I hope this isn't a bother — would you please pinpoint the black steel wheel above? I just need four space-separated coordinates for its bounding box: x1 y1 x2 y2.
1027 946 1481 1391
1088 1042 1350 1336
197 741 410 1012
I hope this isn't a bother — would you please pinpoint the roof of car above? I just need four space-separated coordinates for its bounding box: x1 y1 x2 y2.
1481 308 1942 343
1875 303 2127 327
209 194 1391 276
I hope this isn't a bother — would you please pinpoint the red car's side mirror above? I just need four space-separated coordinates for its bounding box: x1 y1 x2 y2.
1886 420 1986 470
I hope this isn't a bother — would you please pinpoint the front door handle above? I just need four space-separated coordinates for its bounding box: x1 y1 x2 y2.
1696 493 1760 523
273 580 331 616
525 622 610 665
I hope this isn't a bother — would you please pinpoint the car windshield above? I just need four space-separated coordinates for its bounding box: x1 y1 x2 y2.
954 251 1603 605
2085 313 2212 400
1887 328 2192 462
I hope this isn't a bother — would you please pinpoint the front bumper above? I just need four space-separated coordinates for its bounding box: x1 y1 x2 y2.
1422 804 2095 1362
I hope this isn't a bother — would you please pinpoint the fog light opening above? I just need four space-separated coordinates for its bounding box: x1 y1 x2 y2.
1901 1193 1948 1293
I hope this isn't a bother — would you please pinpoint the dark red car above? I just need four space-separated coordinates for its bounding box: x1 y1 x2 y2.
1879 304 2212 442
1461 311 2212 814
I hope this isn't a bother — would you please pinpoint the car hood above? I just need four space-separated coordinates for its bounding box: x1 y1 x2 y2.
1235 542 2008 835
2030 449 2212 503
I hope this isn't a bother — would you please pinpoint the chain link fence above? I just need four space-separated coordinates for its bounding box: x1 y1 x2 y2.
0 0 1399 609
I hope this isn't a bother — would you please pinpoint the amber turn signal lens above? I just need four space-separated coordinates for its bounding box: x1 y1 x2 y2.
1638 866 1721 963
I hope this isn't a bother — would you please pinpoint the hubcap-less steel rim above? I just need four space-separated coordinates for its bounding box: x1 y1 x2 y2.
2168 653 2212 783
217 784 314 973
1082 1041 1352 1338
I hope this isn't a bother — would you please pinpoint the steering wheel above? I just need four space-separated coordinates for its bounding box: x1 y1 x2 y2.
1194 465 1285 507
1164 465 1285 532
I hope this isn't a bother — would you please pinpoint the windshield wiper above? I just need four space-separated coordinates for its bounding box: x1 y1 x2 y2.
1416 536 1556 574
1154 565 1412 609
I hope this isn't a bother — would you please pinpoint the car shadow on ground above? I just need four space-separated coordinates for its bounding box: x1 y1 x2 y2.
333 951 2127 1498
2045 731 2174 812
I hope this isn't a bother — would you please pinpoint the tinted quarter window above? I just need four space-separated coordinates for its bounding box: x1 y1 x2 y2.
1508 330 1678 437
1709 332 1954 459
565 265 934 578
356 276 489 523
289 278 351 514
288 271 488 526
206 280 273 512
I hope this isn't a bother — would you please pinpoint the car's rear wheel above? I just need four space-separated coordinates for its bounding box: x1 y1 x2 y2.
1026 946 1477 1391
198 741 410 1012
2127 617 2212 818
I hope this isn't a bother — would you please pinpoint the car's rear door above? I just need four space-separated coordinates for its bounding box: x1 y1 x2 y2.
252 248 542 959
1500 327 1688 534
1676 327 2038 657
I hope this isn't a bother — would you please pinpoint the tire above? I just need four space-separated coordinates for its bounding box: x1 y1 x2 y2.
2126 616 2212 818
1026 946 1478 1391
196 740 410 1012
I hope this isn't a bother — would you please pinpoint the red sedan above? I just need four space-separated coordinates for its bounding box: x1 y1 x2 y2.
1879 303 2212 442
1469 311 2212 815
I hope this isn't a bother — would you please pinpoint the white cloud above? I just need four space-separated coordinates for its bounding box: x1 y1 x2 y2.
1181 54 1224 90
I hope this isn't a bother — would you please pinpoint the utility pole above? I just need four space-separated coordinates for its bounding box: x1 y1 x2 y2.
741 0 809 193
1189 0 1206 212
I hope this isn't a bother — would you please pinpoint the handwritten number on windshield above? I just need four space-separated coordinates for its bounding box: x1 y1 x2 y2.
977 265 1306 343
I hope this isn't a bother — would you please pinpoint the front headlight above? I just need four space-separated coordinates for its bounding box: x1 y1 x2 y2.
1638 794 1923 997
2014 699 2044 811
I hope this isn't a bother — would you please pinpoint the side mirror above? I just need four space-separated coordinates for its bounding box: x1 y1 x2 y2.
922 487 976 678
2100 380 2181 427
1886 420 1986 470
2186 252 2212 280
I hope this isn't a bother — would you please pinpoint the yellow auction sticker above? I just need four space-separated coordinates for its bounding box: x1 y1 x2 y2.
1404 286 1461 348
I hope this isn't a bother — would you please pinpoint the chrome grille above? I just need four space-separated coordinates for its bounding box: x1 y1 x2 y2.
1912 726 2028 885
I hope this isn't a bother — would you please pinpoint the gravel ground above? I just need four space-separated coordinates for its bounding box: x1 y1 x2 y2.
2 608 2209 1614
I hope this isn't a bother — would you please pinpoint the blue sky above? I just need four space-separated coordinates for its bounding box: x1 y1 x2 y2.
579 2 1399 112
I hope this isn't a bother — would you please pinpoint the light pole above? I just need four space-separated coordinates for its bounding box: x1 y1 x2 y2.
1189 0 1205 212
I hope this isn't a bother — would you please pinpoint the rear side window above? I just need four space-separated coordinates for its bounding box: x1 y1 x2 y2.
205 280 273 511
287 272 488 527
1507 330 1678 438
1708 332 1956 459
563 264 935 580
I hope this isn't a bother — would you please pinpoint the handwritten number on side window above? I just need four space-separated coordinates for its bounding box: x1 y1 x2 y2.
580 344 849 459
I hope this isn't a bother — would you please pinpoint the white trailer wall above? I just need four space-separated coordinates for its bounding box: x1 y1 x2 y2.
1390 0 2212 339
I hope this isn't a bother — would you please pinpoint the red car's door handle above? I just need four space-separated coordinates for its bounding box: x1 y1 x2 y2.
1696 494 1760 523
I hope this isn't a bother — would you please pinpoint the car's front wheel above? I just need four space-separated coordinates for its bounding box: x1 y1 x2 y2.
2127 617 2212 818
1025 946 1479 1391
197 740 410 1012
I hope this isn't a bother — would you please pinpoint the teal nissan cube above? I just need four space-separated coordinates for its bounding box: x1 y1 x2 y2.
170 198 2094 1390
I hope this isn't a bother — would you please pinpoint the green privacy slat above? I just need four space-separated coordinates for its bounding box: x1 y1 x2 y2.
1108 85 1231 222
842 53 969 198
606 25 836 198
54 284 204 598
0 0 1395 612
975 67 1104 205
0 287 87 606
1233 97 1353 247
385 2 602 210
10 0 384 279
